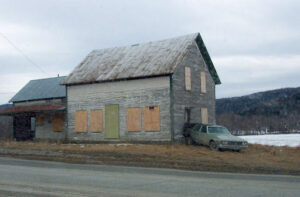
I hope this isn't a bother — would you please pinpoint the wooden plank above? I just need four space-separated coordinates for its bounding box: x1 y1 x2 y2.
105 105 119 138
201 71 206 93
75 110 88 132
52 113 64 132
90 109 103 132
144 106 160 131
36 114 44 126
126 108 142 132
201 108 208 124
185 67 191 90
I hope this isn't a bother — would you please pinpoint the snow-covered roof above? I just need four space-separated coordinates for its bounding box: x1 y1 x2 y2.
62 33 221 85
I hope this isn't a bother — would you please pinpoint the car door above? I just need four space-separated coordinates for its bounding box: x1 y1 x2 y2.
190 124 201 144
199 126 208 145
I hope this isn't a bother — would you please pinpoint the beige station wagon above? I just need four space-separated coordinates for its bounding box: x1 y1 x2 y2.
183 123 248 151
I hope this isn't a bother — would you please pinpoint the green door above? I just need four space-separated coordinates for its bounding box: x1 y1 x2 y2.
105 105 119 139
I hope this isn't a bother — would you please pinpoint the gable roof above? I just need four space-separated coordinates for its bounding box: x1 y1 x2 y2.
10 76 66 103
62 33 221 85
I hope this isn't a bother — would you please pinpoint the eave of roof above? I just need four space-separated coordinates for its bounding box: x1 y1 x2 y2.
195 34 221 85
0 104 65 115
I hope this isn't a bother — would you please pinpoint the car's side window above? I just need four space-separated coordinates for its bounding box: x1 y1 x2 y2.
201 126 207 133
193 124 201 132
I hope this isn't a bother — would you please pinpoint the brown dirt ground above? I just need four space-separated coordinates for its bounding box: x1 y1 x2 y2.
0 141 299 175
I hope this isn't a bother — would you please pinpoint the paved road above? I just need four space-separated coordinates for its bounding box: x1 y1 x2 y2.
0 157 299 197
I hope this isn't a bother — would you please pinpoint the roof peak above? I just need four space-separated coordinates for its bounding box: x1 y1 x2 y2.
91 33 199 53
30 76 66 82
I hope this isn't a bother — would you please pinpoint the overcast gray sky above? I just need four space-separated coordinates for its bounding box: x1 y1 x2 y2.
0 0 299 104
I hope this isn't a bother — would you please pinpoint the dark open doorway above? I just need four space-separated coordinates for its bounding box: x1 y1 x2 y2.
13 114 35 141
185 108 191 123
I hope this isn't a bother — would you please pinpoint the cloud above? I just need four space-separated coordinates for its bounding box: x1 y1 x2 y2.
0 0 299 103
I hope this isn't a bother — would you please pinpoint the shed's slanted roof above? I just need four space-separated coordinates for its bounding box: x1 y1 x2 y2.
10 76 66 103
62 33 221 85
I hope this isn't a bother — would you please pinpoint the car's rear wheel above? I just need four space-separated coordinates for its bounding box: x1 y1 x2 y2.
209 140 219 151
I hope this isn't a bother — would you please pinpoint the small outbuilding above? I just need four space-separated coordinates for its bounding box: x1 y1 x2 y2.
62 33 221 142
0 77 67 141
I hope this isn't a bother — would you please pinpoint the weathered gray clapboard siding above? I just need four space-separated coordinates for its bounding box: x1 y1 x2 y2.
35 112 67 140
171 42 216 140
0 116 13 140
67 76 171 142
14 98 65 107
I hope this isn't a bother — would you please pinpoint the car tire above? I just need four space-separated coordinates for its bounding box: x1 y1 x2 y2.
209 141 219 151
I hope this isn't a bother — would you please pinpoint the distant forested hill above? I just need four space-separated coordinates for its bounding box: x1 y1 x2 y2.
216 87 300 133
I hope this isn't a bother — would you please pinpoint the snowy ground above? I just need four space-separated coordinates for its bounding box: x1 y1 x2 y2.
239 134 300 147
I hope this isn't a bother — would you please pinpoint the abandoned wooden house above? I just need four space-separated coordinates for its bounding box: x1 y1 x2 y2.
62 33 221 142
0 77 67 141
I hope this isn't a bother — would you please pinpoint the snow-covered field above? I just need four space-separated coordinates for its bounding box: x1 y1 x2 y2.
239 134 300 147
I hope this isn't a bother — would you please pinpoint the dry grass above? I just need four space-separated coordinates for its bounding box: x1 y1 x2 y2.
0 141 299 175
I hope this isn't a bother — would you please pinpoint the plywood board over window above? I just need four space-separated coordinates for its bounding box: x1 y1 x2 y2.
36 114 44 126
144 106 160 131
185 67 191 90
52 113 64 132
75 110 88 132
201 71 207 93
201 108 208 124
126 108 142 132
90 109 103 132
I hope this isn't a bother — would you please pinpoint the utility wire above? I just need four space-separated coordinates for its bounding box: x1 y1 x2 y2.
0 32 48 75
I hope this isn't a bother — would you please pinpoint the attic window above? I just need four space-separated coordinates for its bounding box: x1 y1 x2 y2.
201 71 207 93
185 67 191 90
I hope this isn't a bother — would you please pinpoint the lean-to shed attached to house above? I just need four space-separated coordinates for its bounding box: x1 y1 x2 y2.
0 76 67 141
62 33 221 142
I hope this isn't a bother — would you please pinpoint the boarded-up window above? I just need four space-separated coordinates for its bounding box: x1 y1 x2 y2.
144 106 160 131
201 71 206 93
185 67 191 90
36 115 44 126
126 108 142 132
75 110 88 132
52 113 64 132
90 109 103 132
201 108 208 124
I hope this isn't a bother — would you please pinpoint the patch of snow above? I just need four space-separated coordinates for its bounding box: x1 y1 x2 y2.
111 144 133 147
239 134 300 147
